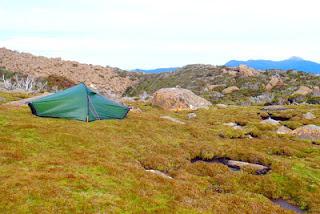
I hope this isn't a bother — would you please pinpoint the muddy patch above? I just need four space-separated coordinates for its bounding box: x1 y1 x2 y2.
272 199 305 213
191 157 270 175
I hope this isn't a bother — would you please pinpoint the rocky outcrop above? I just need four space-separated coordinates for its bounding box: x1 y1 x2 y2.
222 86 240 94
292 86 313 96
265 76 284 91
222 65 259 77
152 88 212 111
292 125 320 141
0 48 137 97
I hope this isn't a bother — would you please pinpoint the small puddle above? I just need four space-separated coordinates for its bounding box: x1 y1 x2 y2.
191 157 270 175
272 199 305 214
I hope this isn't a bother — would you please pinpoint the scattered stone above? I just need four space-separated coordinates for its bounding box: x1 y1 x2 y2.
303 112 316 120
160 116 185 124
261 118 280 125
265 76 284 91
292 125 320 141
222 86 240 94
129 106 142 113
187 113 197 119
292 86 313 96
145 170 173 179
223 122 238 127
262 105 288 111
223 122 243 130
216 104 228 109
227 160 270 175
277 126 293 135
0 97 5 103
152 88 212 111
250 93 273 105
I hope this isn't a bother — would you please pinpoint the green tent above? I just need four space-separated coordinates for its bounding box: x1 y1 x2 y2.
28 83 129 122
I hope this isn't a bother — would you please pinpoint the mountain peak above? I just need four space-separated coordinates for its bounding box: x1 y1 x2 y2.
288 56 304 61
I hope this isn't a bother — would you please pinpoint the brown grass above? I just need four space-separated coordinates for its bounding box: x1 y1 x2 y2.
0 95 319 213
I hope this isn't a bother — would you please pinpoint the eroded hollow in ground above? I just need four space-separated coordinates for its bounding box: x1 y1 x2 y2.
191 156 271 175
272 199 305 214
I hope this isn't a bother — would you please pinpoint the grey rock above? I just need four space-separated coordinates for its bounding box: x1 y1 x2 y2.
160 116 185 124
187 113 197 119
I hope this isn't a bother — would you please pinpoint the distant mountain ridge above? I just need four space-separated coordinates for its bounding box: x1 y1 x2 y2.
225 57 320 74
132 67 178 74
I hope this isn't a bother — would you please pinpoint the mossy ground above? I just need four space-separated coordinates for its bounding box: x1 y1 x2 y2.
0 93 319 213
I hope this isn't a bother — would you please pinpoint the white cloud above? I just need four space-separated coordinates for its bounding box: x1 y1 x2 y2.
0 0 319 69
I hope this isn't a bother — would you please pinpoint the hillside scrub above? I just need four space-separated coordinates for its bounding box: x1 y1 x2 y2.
0 92 319 213
125 65 320 106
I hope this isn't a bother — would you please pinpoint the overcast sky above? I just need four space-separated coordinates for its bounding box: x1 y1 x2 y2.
0 0 319 69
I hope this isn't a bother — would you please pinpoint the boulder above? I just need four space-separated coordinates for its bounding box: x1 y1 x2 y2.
277 126 293 135
261 118 280 125
152 88 212 111
265 76 284 91
222 86 240 94
129 106 142 114
303 112 316 120
187 113 197 119
292 125 320 141
292 86 313 96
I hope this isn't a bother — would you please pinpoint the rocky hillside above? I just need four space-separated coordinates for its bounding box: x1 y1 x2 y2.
125 64 320 105
0 48 138 97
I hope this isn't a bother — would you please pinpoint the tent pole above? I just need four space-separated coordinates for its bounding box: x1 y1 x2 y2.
86 115 89 123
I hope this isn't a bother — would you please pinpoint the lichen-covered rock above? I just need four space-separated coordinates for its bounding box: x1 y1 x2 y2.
260 118 280 125
152 88 212 111
277 126 293 135
222 86 240 94
303 112 316 120
292 125 320 141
